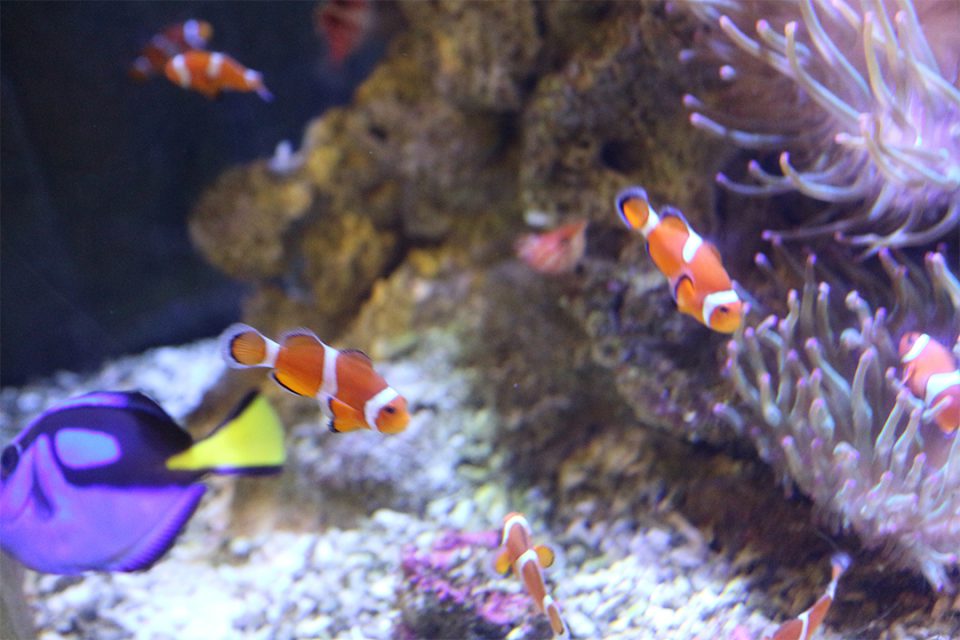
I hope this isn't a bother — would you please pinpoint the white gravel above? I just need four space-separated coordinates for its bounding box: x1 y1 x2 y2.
2 334 850 640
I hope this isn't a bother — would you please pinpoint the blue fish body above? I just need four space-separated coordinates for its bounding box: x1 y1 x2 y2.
0 391 285 574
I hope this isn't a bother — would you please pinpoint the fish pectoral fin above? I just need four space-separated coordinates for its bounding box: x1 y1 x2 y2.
673 276 697 315
493 550 513 575
535 544 555 568
166 393 285 473
327 398 367 433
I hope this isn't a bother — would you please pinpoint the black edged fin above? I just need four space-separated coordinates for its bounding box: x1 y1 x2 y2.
326 397 341 433
278 327 321 343
673 274 693 302
339 348 373 365
271 372 302 397
659 204 690 225
614 186 650 215
208 390 259 436
66 391 172 424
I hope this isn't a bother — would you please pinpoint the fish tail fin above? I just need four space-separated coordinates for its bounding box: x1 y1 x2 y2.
129 58 153 82
827 552 852 597
166 392 285 474
534 544 556 568
256 84 274 102
221 323 279 369
615 186 657 236
542 594 569 638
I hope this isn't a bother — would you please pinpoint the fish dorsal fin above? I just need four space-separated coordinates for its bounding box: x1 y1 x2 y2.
279 328 320 342
658 207 691 235
535 544 555 568
279 329 324 357
55 391 171 424
165 393 285 473
48 391 192 455
494 549 513 575
340 348 373 367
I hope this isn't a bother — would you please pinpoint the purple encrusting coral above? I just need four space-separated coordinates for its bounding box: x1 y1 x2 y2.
397 529 536 639
716 249 960 590
683 0 960 253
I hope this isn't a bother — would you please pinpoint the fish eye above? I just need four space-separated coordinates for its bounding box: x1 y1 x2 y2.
718 306 729 314
384 406 396 415
1 444 20 477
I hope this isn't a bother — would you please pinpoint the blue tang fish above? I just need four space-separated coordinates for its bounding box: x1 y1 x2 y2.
0 390 285 574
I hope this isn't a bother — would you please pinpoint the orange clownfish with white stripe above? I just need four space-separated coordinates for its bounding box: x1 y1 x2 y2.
220 323 409 434
899 332 960 434
615 186 743 333
130 19 213 81
763 553 850 640
164 51 273 101
494 512 568 638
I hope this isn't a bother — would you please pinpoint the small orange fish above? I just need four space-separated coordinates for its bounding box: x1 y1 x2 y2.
494 513 569 638
314 0 372 66
165 51 272 101
616 186 743 333
899 332 960 434
764 553 850 640
220 323 409 434
130 20 213 82
515 220 588 275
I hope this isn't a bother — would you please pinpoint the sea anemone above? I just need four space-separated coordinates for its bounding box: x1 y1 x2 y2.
682 0 960 254
716 250 960 590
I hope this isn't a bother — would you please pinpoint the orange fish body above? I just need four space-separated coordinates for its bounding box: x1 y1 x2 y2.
165 51 272 101
764 553 850 640
515 220 588 275
615 186 743 333
899 332 960 434
130 20 213 81
494 513 568 638
220 323 409 434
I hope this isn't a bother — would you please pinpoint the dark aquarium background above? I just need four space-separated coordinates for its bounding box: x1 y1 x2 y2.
1 1 383 385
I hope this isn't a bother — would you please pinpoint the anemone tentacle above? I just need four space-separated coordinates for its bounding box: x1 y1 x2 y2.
684 0 960 251
717 250 960 590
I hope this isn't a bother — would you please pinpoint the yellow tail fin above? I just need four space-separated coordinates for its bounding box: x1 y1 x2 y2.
166 392 286 473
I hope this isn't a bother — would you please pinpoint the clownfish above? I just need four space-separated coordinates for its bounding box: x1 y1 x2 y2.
764 553 851 640
615 186 743 333
899 332 960 434
515 220 588 275
130 19 213 81
220 323 409 434
314 0 373 66
164 51 273 101
0 391 284 574
494 512 569 638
